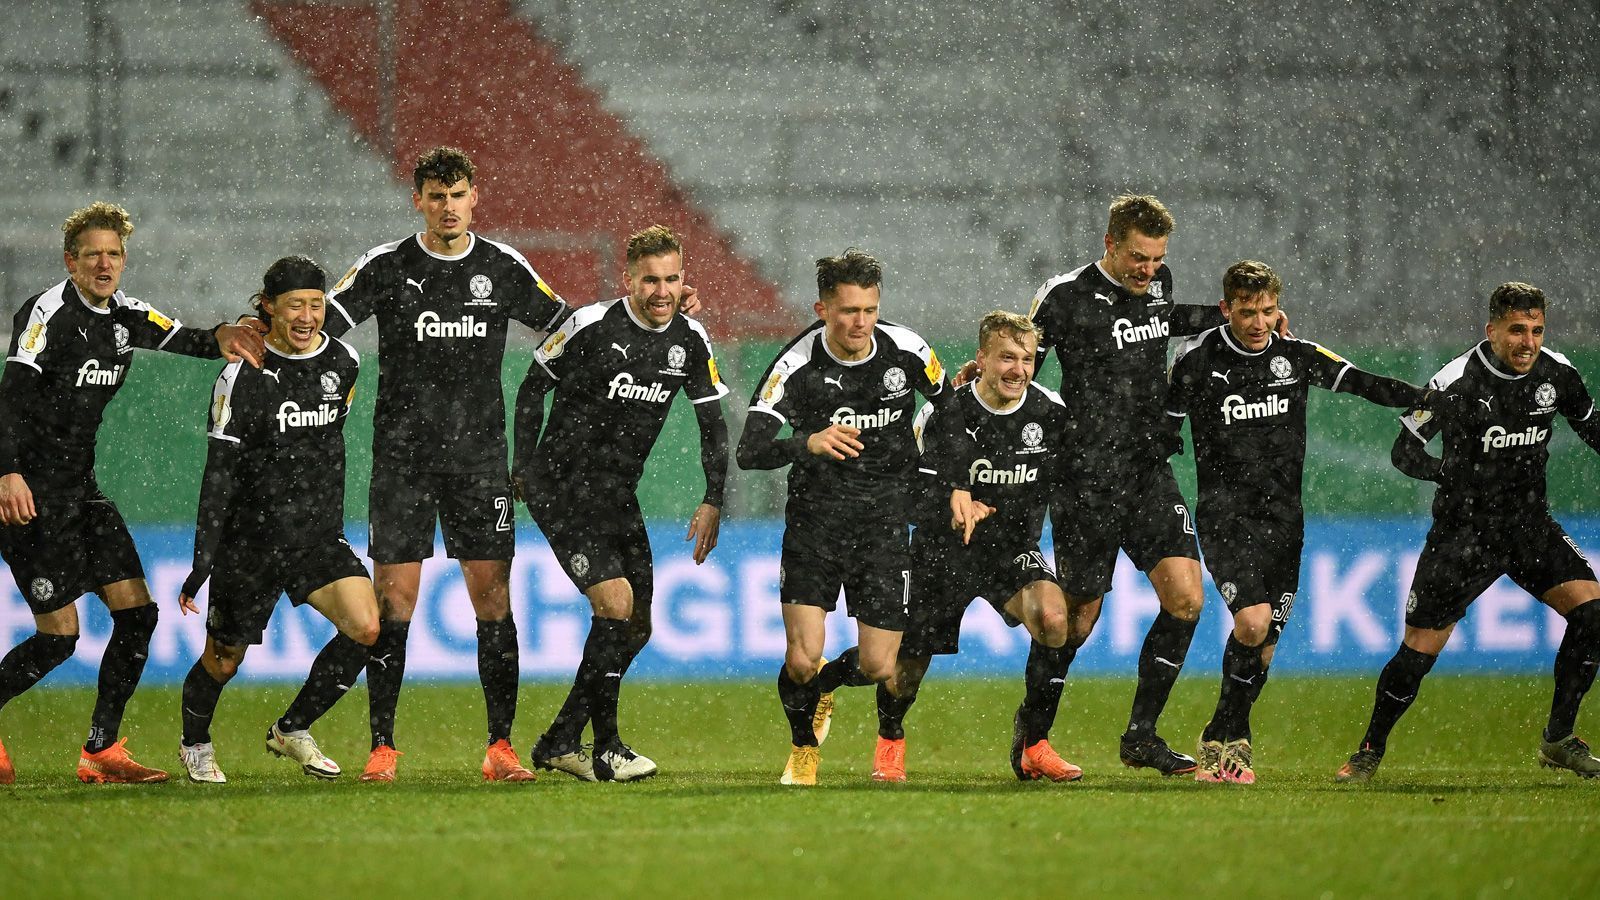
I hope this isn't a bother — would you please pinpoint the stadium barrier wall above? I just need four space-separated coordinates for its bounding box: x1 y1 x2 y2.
4 517 1595 683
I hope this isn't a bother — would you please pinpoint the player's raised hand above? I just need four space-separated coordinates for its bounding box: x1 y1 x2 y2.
685 502 721 564
0 472 36 525
1274 307 1293 338
680 285 703 317
234 314 270 335
214 323 266 368
806 424 864 459
952 359 980 389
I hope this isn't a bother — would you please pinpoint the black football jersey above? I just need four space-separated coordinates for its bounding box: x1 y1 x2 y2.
1401 341 1598 519
1028 260 1217 481
1168 328 1354 512
912 381 1065 551
747 320 948 516
1 279 220 497
523 298 727 493
325 232 567 472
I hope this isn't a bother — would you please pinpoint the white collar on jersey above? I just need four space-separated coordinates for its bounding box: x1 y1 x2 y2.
620 295 675 334
819 330 878 367
413 231 476 261
971 382 1026 416
67 280 116 314
266 333 330 360
1475 341 1529 381
1219 325 1274 357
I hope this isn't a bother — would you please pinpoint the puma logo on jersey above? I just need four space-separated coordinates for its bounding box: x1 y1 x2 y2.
606 371 671 403
406 277 426 293
965 426 981 441
275 400 340 431
831 407 902 429
823 375 845 390
1480 425 1548 452
414 311 487 341
78 327 89 342
1095 293 1114 305
262 369 281 383
1210 370 1231 384
1111 315 1169 350
612 342 631 359
75 359 124 387
968 459 1039 484
1221 393 1289 425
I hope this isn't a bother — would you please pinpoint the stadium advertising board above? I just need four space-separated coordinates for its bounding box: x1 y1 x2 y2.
4 518 1595 682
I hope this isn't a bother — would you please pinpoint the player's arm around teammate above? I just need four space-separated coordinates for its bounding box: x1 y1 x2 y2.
174 257 377 784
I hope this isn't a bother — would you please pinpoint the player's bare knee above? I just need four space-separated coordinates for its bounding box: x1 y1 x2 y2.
1162 593 1203 622
347 615 381 647
1035 606 1069 647
859 656 896 683
785 650 819 683
1233 607 1273 647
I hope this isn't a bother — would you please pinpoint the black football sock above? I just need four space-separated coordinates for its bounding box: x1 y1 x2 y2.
85 605 158 753
0 631 79 711
181 661 228 746
1205 635 1266 743
876 682 916 740
815 646 875 693
366 619 411 750
278 632 367 734
777 665 821 747
1360 644 1437 753
1126 610 1198 736
477 615 520 745
582 617 632 749
1546 601 1600 743
1021 640 1075 745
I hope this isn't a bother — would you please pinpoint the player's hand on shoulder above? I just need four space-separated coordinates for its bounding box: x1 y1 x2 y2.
680 285 703 317
807 424 863 459
215 323 266 368
234 314 269 335
952 360 980 389
0 472 36 525
685 502 721 564
1274 308 1293 338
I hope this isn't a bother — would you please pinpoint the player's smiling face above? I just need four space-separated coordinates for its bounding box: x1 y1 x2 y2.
413 177 477 252
626 251 684 328
65 228 126 306
1102 228 1166 296
1221 290 1279 352
264 288 326 355
1486 307 1544 374
976 329 1036 408
815 283 879 361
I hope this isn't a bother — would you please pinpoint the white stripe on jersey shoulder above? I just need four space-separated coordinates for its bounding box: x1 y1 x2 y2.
769 322 828 376
477 234 543 280
328 236 409 327
1171 327 1219 366
911 400 937 453
332 334 360 366
1541 346 1578 370
1030 264 1094 306
208 360 247 443
566 297 622 335
1030 381 1066 407
877 320 935 361
5 282 74 369
681 312 717 353
115 293 185 350
1429 347 1475 390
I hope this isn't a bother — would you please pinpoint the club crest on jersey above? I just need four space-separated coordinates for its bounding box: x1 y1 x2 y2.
607 372 671 403
1111 316 1169 350
414 311 486 341
1269 356 1292 379
968 458 1039 484
883 366 908 396
1221 393 1289 425
321 372 341 399
832 407 902 429
1480 425 1547 452
761 371 785 406
30 577 54 604
213 393 231 430
541 330 568 359
113 324 131 355
469 274 494 301
1147 280 1164 300
75 359 124 387
1534 382 1556 412
20 322 45 355
667 344 687 372
1022 422 1044 448
570 553 590 578
276 400 340 432
1219 582 1237 603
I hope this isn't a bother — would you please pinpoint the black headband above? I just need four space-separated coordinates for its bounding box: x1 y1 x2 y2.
262 256 327 297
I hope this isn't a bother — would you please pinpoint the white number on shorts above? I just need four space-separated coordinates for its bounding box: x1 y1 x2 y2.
1174 504 1194 536
901 570 911 612
494 496 512 532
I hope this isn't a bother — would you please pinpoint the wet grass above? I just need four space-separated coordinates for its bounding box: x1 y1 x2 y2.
2 676 1595 897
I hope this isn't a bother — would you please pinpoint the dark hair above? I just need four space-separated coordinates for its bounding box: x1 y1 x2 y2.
1222 260 1282 302
626 224 683 267
413 146 476 191
816 248 882 299
1107 194 1174 243
250 255 326 321
1488 282 1546 321
63 201 134 254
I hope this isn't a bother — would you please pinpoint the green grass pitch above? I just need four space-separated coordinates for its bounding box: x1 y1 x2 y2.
2 676 1596 897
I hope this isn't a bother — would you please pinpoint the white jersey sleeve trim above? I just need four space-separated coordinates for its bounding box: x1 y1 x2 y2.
480 236 566 329
1427 349 1474 391
7 283 69 368
1328 362 1355 393
207 361 246 442
327 237 408 326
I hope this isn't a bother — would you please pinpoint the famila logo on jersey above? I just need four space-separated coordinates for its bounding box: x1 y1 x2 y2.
1111 315 1169 350
276 401 340 432
1221 393 1290 425
607 372 672 403
968 458 1039 484
75 359 124 387
831 407 902 429
1481 425 1548 452
414 311 487 341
